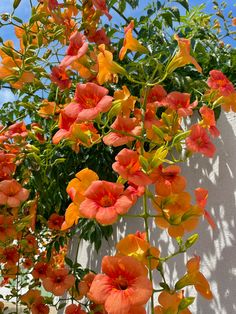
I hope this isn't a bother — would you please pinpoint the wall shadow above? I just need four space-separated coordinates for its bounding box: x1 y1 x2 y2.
181 112 236 313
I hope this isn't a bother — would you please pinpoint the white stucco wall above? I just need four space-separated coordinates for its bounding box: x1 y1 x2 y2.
68 111 236 314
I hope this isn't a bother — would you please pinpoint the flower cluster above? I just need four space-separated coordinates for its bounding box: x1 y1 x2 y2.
0 0 235 313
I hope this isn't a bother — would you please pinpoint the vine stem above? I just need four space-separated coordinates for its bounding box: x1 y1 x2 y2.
140 86 155 314
58 235 81 313
15 240 21 314
160 248 186 262
143 190 155 313
71 236 82 304
75 236 82 264
16 269 19 314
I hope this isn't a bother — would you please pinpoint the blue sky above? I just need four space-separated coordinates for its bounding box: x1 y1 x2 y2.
0 0 235 105
0 0 235 24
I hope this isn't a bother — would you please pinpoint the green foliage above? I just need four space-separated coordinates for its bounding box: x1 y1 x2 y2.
75 219 113 252
110 0 140 13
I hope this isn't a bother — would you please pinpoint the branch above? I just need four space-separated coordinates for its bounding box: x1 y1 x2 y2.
111 5 139 36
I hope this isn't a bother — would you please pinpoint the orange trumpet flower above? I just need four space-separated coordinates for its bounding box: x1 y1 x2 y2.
103 116 141 147
97 44 127 85
79 180 133 225
92 0 112 20
154 290 192 314
119 20 149 61
0 41 34 89
116 232 160 269
88 255 153 314
112 148 152 186
175 256 213 300
186 124 216 158
0 179 29 208
62 168 99 230
65 304 86 314
42 268 75 296
166 35 202 74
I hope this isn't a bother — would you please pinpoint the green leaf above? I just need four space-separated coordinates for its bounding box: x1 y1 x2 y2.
109 0 117 7
216 11 224 20
175 0 189 11
58 303 67 310
213 106 221 121
231 49 236 69
46 243 53 261
169 7 180 22
118 0 126 14
126 0 139 9
54 240 60 252
13 0 21 9
156 1 162 10
147 9 155 17
65 257 74 268
161 12 173 28
59 236 65 247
